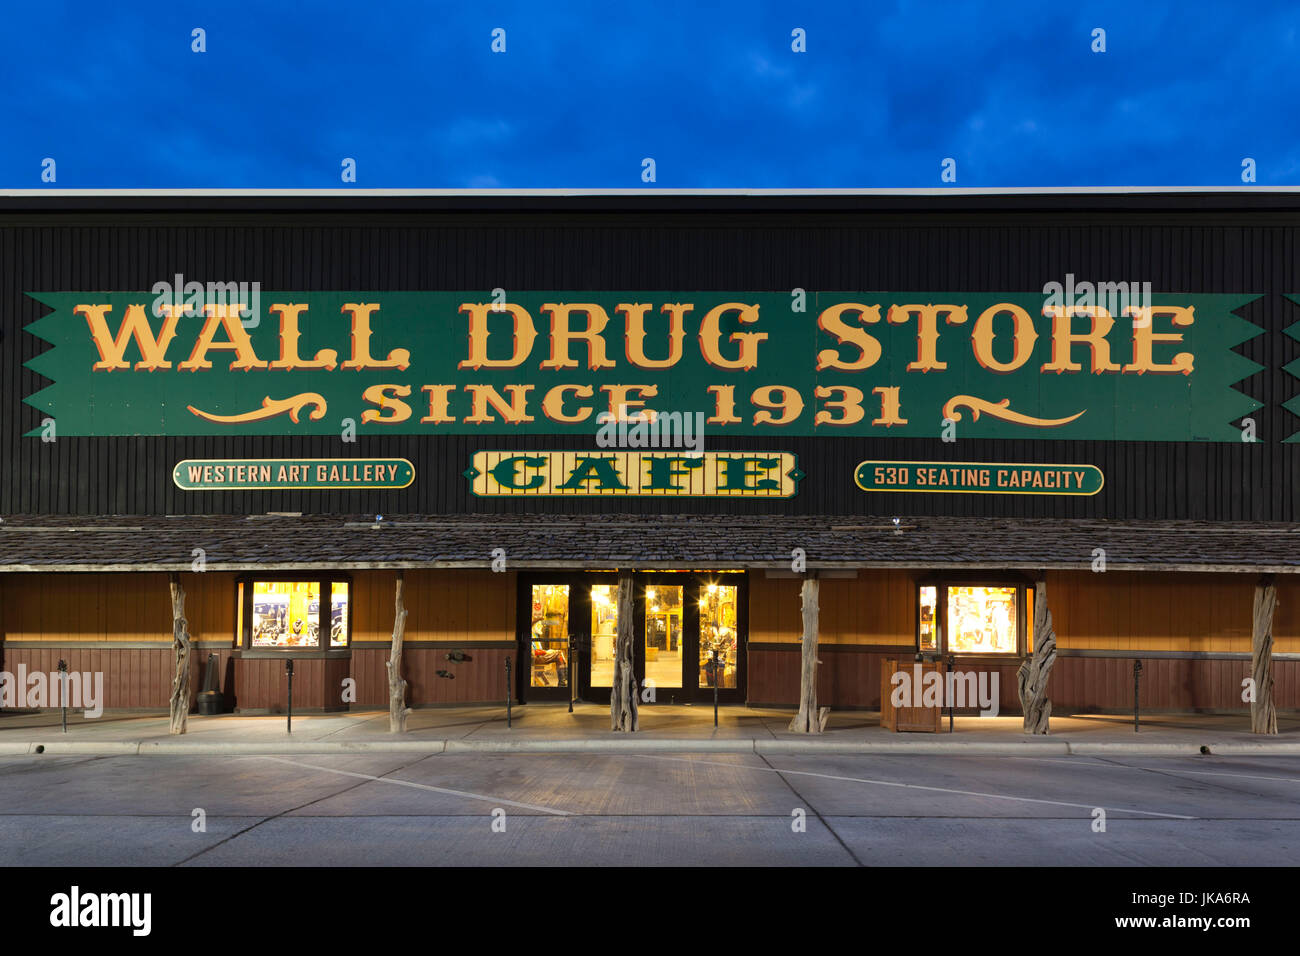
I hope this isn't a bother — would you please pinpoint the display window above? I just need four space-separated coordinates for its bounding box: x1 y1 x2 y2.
330 583 350 648
915 577 1028 657
237 575 352 653
589 583 618 687
530 583 570 687
698 581 738 688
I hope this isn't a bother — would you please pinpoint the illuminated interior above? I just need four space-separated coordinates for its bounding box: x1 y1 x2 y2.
330 583 349 648
530 584 570 687
589 584 618 686
645 585 683 688
947 585 1018 654
529 575 745 694
251 581 320 648
698 582 738 688
918 585 937 652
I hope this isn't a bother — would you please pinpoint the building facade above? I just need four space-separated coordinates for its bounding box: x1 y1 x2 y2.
1 190 1298 719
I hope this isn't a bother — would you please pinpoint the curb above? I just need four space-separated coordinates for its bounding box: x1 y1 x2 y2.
10 737 1300 757
444 737 752 753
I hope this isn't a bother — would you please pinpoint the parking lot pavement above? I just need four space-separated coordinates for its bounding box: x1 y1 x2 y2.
0 751 1295 866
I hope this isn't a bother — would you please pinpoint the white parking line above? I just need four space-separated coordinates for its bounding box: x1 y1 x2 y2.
1008 755 1300 785
637 755 1196 819
1130 767 1300 785
257 756 573 816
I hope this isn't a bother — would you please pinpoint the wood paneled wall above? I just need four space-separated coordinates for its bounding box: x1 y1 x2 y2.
1 571 236 644
3 568 1298 713
747 570 1300 654
351 570 515 644
233 656 351 712
351 646 515 707
0 569 517 709
1045 571 1300 654
749 572 915 646
749 646 1300 713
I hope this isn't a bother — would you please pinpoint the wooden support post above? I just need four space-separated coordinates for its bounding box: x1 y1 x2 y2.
610 570 639 732
168 573 192 735
1251 574 1278 735
1017 579 1057 735
386 571 410 734
788 575 828 733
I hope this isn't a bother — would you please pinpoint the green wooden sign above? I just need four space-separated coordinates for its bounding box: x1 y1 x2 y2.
854 460 1104 496
24 290 1262 441
173 458 414 491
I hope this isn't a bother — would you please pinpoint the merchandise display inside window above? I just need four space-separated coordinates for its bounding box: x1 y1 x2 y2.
916 582 1022 656
239 576 352 651
644 585 683 689
251 581 320 648
530 584 570 687
589 584 617 687
947 585 1018 654
330 583 350 648
698 582 738 688
918 585 937 652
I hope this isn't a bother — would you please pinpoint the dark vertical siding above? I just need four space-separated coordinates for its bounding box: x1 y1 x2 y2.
2 201 1298 518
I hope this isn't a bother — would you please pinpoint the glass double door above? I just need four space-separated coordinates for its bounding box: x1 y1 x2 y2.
520 572 746 704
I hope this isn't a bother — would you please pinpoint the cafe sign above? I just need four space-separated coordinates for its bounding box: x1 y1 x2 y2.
173 457 414 491
23 291 1262 441
466 451 803 497
855 460 1104 496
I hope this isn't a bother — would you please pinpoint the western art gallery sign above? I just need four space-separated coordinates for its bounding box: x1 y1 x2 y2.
23 290 1262 441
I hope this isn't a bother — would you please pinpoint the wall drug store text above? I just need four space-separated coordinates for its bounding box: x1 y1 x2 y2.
22 290 1261 441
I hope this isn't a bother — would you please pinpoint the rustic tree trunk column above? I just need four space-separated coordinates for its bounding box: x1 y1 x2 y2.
386 572 410 734
1251 575 1278 735
1017 579 1057 735
610 570 639 732
788 575 828 733
168 573 192 735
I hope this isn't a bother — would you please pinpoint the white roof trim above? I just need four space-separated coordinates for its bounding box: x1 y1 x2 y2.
1 187 1299 198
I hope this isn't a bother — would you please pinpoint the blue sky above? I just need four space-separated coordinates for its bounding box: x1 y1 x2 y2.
1 0 1296 188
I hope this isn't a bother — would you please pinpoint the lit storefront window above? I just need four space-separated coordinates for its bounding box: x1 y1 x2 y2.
698 582 738 688
916 581 1023 656
947 586 1018 654
645 585 683 689
238 576 352 651
589 584 618 687
918 585 937 652
251 581 320 648
330 583 350 648
530 584 570 687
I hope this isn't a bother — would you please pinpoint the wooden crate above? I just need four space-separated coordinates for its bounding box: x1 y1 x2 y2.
881 657 944 733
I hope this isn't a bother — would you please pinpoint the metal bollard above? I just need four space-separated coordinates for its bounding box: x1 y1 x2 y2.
505 656 512 729
714 653 720 728
286 658 294 734
58 659 68 733
1133 659 1142 733
946 653 956 733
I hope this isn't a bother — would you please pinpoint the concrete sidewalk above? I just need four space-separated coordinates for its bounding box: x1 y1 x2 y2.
2 704 1298 756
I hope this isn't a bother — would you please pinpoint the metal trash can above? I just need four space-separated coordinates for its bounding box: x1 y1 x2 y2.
196 653 223 714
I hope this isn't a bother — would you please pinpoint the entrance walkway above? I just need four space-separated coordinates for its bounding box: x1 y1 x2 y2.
1 704 1297 755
